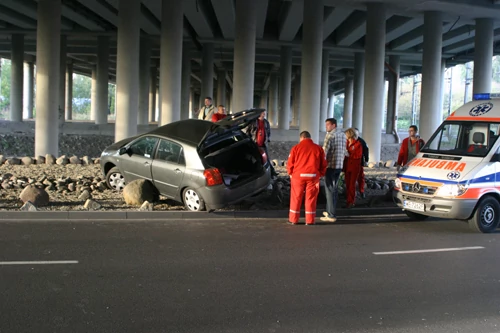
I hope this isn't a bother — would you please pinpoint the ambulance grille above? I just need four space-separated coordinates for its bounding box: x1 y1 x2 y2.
401 182 437 196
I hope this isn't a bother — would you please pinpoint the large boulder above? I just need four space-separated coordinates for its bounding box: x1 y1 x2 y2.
19 185 50 207
123 179 157 206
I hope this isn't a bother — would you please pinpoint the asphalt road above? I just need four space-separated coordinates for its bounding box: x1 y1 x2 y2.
1 215 500 333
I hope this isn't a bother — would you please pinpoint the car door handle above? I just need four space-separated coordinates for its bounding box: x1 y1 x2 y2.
144 161 150 166
175 168 182 174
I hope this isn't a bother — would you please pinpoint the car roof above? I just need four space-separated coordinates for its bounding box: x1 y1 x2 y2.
147 119 214 145
146 108 265 146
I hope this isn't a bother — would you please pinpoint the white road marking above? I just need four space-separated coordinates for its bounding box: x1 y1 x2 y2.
0 260 79 265
373 246 485 255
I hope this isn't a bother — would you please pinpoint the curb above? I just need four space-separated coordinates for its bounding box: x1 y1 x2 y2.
0 206 403 220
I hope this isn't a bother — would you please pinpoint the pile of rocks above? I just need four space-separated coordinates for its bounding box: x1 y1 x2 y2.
0 154 99 166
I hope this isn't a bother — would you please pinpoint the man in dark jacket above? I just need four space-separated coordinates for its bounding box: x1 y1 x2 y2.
246 111 278 178
355 128 368 199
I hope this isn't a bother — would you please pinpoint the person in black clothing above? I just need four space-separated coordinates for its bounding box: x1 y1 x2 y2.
354 128 369 199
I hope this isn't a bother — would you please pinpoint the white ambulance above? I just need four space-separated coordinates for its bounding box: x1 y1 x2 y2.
393 93 500 233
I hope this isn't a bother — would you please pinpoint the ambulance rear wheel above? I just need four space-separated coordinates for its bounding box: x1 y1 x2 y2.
404 210 428 220
468 196 500 233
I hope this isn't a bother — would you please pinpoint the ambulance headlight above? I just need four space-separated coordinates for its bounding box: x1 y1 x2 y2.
394 178 401 189
435 184 467 197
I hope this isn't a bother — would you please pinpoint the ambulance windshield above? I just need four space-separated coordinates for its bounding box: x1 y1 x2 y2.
421 121 500 157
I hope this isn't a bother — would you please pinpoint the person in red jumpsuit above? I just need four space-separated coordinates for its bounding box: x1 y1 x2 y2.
343 128 363 209
287 131 327 225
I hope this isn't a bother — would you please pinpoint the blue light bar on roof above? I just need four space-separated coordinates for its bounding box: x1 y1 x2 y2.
473 93 491 100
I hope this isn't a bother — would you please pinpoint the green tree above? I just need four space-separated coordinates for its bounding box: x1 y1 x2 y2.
72 74 91 118
0 59 11 114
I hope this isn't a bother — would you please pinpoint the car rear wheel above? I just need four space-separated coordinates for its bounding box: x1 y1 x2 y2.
106 167 126 192
404 210 428 220
468 196 500 233
183 187 205 212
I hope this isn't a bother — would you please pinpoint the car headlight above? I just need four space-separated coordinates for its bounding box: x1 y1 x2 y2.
435 184 468 197
394 178 401 189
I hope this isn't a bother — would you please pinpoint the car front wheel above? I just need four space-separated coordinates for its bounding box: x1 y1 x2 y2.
183 187 205 211
468 196 500 233
106 167 126 191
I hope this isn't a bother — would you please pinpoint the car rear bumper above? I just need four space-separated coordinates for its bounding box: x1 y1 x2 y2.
200 168 272 210
393 190 476 220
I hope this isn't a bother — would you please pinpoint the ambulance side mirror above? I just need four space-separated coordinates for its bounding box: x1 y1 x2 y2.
491 153 500 162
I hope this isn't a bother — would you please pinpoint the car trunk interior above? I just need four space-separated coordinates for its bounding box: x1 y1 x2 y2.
200 136 266 187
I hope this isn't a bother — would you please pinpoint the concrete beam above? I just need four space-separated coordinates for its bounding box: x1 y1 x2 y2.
256 0 268 39
184 0 214 38
61 4 104 31
0 4 37 29
75 0 118 26
335 11 366 46
279 0 303 41
386 16 423 43
323 7 353 41
211 0 235 39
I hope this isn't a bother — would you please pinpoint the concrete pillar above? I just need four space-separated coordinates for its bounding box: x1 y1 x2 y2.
138 37 151 125
278 46 292 130
181 44 192 120
292 71 300 127
160 0 183 125
10 34 24 122
299 0 323 143
439 60 446 121
96 36 109 125
35 0 61 157
320 48 329 130
156 86 160 121
419 11 443 142
362 3 385 163
90 67 97 121
65 62 72 120
473 18 493 95
217 69 226 107
115 0 141 142
343 73 354 129
260 90 268 109
269 72 279 126
386 55 400 134
352 52 365 131
233 0 257 111
58 35 66 126
201 43 214 100
149 66 157 122
328 93 335 119
23 61 34 119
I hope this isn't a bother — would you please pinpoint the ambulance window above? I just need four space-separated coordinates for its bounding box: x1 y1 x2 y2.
429 124 460 151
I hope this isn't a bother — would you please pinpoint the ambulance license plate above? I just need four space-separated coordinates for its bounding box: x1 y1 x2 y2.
403 200 425 212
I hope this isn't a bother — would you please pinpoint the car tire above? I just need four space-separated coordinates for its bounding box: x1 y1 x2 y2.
468 196 500 233
183 187 205 212
404 210 428 220
106 167 126 192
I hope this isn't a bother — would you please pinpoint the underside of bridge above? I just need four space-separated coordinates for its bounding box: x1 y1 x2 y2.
0 0 498 95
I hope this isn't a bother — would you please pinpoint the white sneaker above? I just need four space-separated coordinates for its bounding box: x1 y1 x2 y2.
323 212 329 217
320 216 337 222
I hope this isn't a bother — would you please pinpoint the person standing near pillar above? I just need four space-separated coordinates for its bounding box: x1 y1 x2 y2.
396 125 425 171
287 131 327 225
246 110 278 178
320 118 346 223
343 128 363 209
212 105 227 122
354 128 368 199
197 97 215 120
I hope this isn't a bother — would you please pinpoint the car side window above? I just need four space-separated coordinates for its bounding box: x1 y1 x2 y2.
156 139 185 165
129 136 158 158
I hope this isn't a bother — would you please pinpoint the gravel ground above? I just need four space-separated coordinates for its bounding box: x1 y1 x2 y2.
0 162 397 212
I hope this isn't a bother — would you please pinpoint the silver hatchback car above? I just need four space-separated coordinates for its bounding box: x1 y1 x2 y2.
100 108 272 211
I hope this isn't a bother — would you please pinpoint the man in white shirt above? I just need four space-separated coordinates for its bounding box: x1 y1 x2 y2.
197 97 215 120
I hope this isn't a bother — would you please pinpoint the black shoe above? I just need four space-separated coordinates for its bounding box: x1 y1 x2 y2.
360 192 366 199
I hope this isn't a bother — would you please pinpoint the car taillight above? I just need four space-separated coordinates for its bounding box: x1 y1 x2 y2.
258 147 268 165
204 168 223 186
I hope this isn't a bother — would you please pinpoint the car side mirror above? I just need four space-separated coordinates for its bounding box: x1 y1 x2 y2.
491 153 500 162
119 147 129 155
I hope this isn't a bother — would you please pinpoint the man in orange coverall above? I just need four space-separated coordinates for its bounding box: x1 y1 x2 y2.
287 131 328 225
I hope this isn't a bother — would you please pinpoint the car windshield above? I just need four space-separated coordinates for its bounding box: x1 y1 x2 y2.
421 121 500 157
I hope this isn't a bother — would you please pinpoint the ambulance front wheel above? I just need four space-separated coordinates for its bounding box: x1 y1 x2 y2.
404 210 428 220
468 196 500 233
